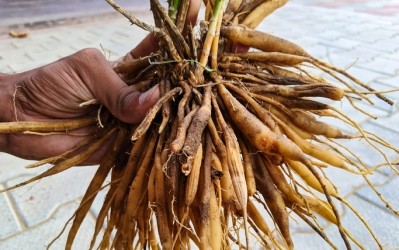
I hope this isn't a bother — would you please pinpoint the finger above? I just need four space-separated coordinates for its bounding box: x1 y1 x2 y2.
6 126 116 165
123 33 159 62
186 0 202 27
231 42 250 53
113 84 160 124
5 125 99 162
69 48 159 124
94 65 159 124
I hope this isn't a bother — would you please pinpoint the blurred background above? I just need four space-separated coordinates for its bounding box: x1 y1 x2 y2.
0 0 152 32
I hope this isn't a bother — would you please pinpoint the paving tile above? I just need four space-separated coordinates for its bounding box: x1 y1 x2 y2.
9 38 37 49
335 47 381 64
367 169 396 186
319 37 363 51
305 44 331 59
324 53 364 70
322 166 365 197
355 176 399 211
357 57 399 76
0 201 100 250
340 23 370 36
358 121 399 167
292 183 399 249
69 38 101 53
5 166 97 227
349 32 387 44
330 98 389 126
8 62 46 73
24 51 63 67
89 183 109 218
1 51 35 67
343 194 399 249
0 40 18 51
367 112 399 137
347 65 390 85
0 154 40 183
351 100 393 119
0 65 11 73
0 188 21 239
316 111 361 134
328 135 394 170
377 74 399 89
291 229 345 250
359 26 396 40
362 38 399 54
381 49 399 62
313 30 346 41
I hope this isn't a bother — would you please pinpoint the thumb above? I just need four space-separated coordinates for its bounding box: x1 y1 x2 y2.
113 85 160 124
69 49 160 124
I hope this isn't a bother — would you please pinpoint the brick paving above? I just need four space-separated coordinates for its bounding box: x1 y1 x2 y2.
0 0 399 249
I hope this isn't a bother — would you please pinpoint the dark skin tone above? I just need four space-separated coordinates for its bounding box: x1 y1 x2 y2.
0 0 202 164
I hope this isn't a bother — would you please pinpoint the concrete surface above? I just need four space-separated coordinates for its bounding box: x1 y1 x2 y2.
0 0 398 249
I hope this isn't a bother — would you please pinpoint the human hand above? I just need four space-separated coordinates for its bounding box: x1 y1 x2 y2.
0 0 202 163
0 48 160 163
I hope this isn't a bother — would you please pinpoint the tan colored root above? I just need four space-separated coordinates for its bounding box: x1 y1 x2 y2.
254 157 293 250
0 116 96 133
0 128 116 193
207 118 236 205
66 128 127 249
159 79 172 133
25 135 94 169
182 86 212 167
48 179 117 250
337 197 383 249
241 0 288 28
292 209 338 250
132 87 182 140
313 58 393 105
221 25 310 57
170 106 199 153
303 160 353 250
225 51 311 65
238 137 256 196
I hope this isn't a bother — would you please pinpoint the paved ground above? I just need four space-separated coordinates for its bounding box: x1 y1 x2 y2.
0 0 150 33
305 0 399 17
0 0 399 249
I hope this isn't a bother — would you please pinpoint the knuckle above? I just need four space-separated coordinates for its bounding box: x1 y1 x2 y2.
68 48 105 65
78 48 103 58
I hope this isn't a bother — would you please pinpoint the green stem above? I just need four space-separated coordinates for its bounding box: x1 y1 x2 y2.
168 0 181 23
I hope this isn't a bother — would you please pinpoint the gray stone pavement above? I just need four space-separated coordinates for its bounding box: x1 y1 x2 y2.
0 0 399 249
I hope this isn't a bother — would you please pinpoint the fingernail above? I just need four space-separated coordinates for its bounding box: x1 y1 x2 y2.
139 85 160 105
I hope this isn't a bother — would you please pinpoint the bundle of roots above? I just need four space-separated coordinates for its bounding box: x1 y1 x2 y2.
1 0 398 249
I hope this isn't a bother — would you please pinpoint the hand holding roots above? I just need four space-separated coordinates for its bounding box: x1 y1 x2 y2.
2 0 398 249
